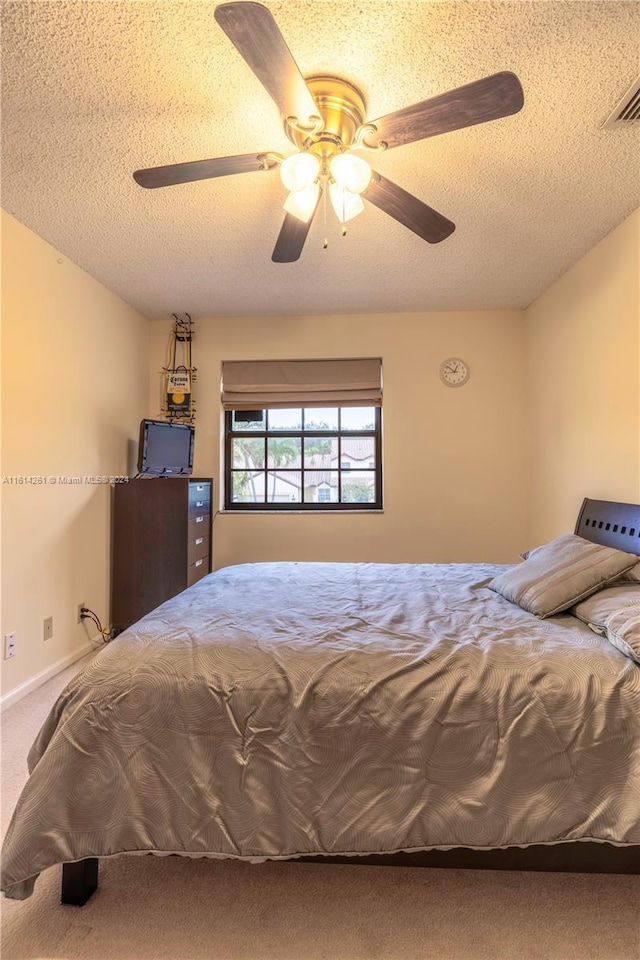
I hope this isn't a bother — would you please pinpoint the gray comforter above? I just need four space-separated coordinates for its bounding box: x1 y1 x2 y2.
3 561 640 899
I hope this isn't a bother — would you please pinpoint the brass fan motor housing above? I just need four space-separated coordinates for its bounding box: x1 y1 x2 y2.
285 76 367 162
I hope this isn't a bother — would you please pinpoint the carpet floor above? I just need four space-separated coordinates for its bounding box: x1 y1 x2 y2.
1 654 639 960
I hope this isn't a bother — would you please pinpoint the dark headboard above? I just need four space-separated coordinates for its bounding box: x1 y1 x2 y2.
575 498 640 556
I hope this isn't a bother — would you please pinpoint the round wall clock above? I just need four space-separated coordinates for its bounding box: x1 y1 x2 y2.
440 357 470 387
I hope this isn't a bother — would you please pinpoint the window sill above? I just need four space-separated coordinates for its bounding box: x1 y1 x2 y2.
220 509 385 516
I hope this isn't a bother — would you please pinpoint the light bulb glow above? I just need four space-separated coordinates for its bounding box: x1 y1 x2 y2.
280 152 320 192
283 183 320 223
329 153 371 194
329 182 365 223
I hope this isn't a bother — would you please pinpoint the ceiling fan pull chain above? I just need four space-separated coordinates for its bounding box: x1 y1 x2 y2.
322 178 329 248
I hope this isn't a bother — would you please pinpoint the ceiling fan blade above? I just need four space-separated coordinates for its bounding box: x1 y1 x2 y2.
133 152 282 189
363 172 455 244
214 2 319 127
368 72 524 150
272 190 322 263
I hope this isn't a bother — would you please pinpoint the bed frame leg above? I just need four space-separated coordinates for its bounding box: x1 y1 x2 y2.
61 858 99 905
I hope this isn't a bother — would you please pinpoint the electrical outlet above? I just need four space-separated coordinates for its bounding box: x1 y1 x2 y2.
77 602 85 624
4 632 16 660
43 616 53 641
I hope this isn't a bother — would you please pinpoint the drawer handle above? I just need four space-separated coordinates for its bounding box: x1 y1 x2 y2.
195 516 204 523
195 537 204 545
195 559 203 568
196 500 205 508
196 485 205 492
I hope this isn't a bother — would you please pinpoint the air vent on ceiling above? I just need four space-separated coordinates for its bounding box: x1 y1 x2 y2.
602 77 640 128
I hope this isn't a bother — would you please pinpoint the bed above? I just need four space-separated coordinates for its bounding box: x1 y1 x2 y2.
2 497 639 904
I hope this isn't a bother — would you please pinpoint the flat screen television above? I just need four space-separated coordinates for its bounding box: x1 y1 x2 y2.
137 419 194 477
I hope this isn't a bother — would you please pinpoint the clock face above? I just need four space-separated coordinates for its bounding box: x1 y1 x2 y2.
440 357 470 387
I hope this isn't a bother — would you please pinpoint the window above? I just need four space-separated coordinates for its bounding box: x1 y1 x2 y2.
221 357 383 511
225 406 382 510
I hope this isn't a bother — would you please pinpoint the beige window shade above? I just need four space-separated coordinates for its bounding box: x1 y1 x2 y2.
221 358 382 409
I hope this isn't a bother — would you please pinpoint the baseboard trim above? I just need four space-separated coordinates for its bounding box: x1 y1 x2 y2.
0 640 96 713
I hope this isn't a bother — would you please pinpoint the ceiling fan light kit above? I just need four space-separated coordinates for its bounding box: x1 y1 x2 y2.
329 153 372 195
280 90 375 225
133 1 524 262
329 182 365 224
280 152 320 192
283 182 321 223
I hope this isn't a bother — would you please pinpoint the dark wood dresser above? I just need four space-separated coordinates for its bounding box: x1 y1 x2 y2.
110 477 212 634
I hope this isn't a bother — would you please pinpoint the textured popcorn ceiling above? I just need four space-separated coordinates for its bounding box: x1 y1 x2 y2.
2 0 639 319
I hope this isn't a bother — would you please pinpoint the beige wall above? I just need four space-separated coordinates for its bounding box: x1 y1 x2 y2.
525 208 640 544
149 310 529 570
1 211 149 701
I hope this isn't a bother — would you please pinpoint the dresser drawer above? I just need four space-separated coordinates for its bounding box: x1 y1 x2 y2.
188 514 210 539
189 497 210 520
189 481 211 503
188 533 210 566
187 554 209 587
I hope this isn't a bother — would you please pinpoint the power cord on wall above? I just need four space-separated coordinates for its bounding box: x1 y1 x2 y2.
80 607 113 644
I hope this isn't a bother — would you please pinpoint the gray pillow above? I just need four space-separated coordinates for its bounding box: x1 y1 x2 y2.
616 561 640 583
488 533 639 619
572 584 640 664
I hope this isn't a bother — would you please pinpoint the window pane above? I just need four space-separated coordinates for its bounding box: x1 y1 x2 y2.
341 407 376 431
341 436 376 469
267 437 301 469
225 403 381 511
303 436 336 467
231 410 265 431
341 471 376 503
267 408 302 431
232 437 265 469
266 472 302 503
304 471 339 503
232 472 265 503
303 408 339 431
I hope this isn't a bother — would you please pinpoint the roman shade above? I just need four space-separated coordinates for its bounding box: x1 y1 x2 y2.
221 358 383 410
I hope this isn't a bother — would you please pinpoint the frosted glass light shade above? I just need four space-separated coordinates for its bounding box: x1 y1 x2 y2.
329 182 365 223
283 183 320 223
280 152 320 192
329 153 372 194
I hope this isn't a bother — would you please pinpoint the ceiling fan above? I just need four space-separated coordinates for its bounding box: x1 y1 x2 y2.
133 1 524 263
